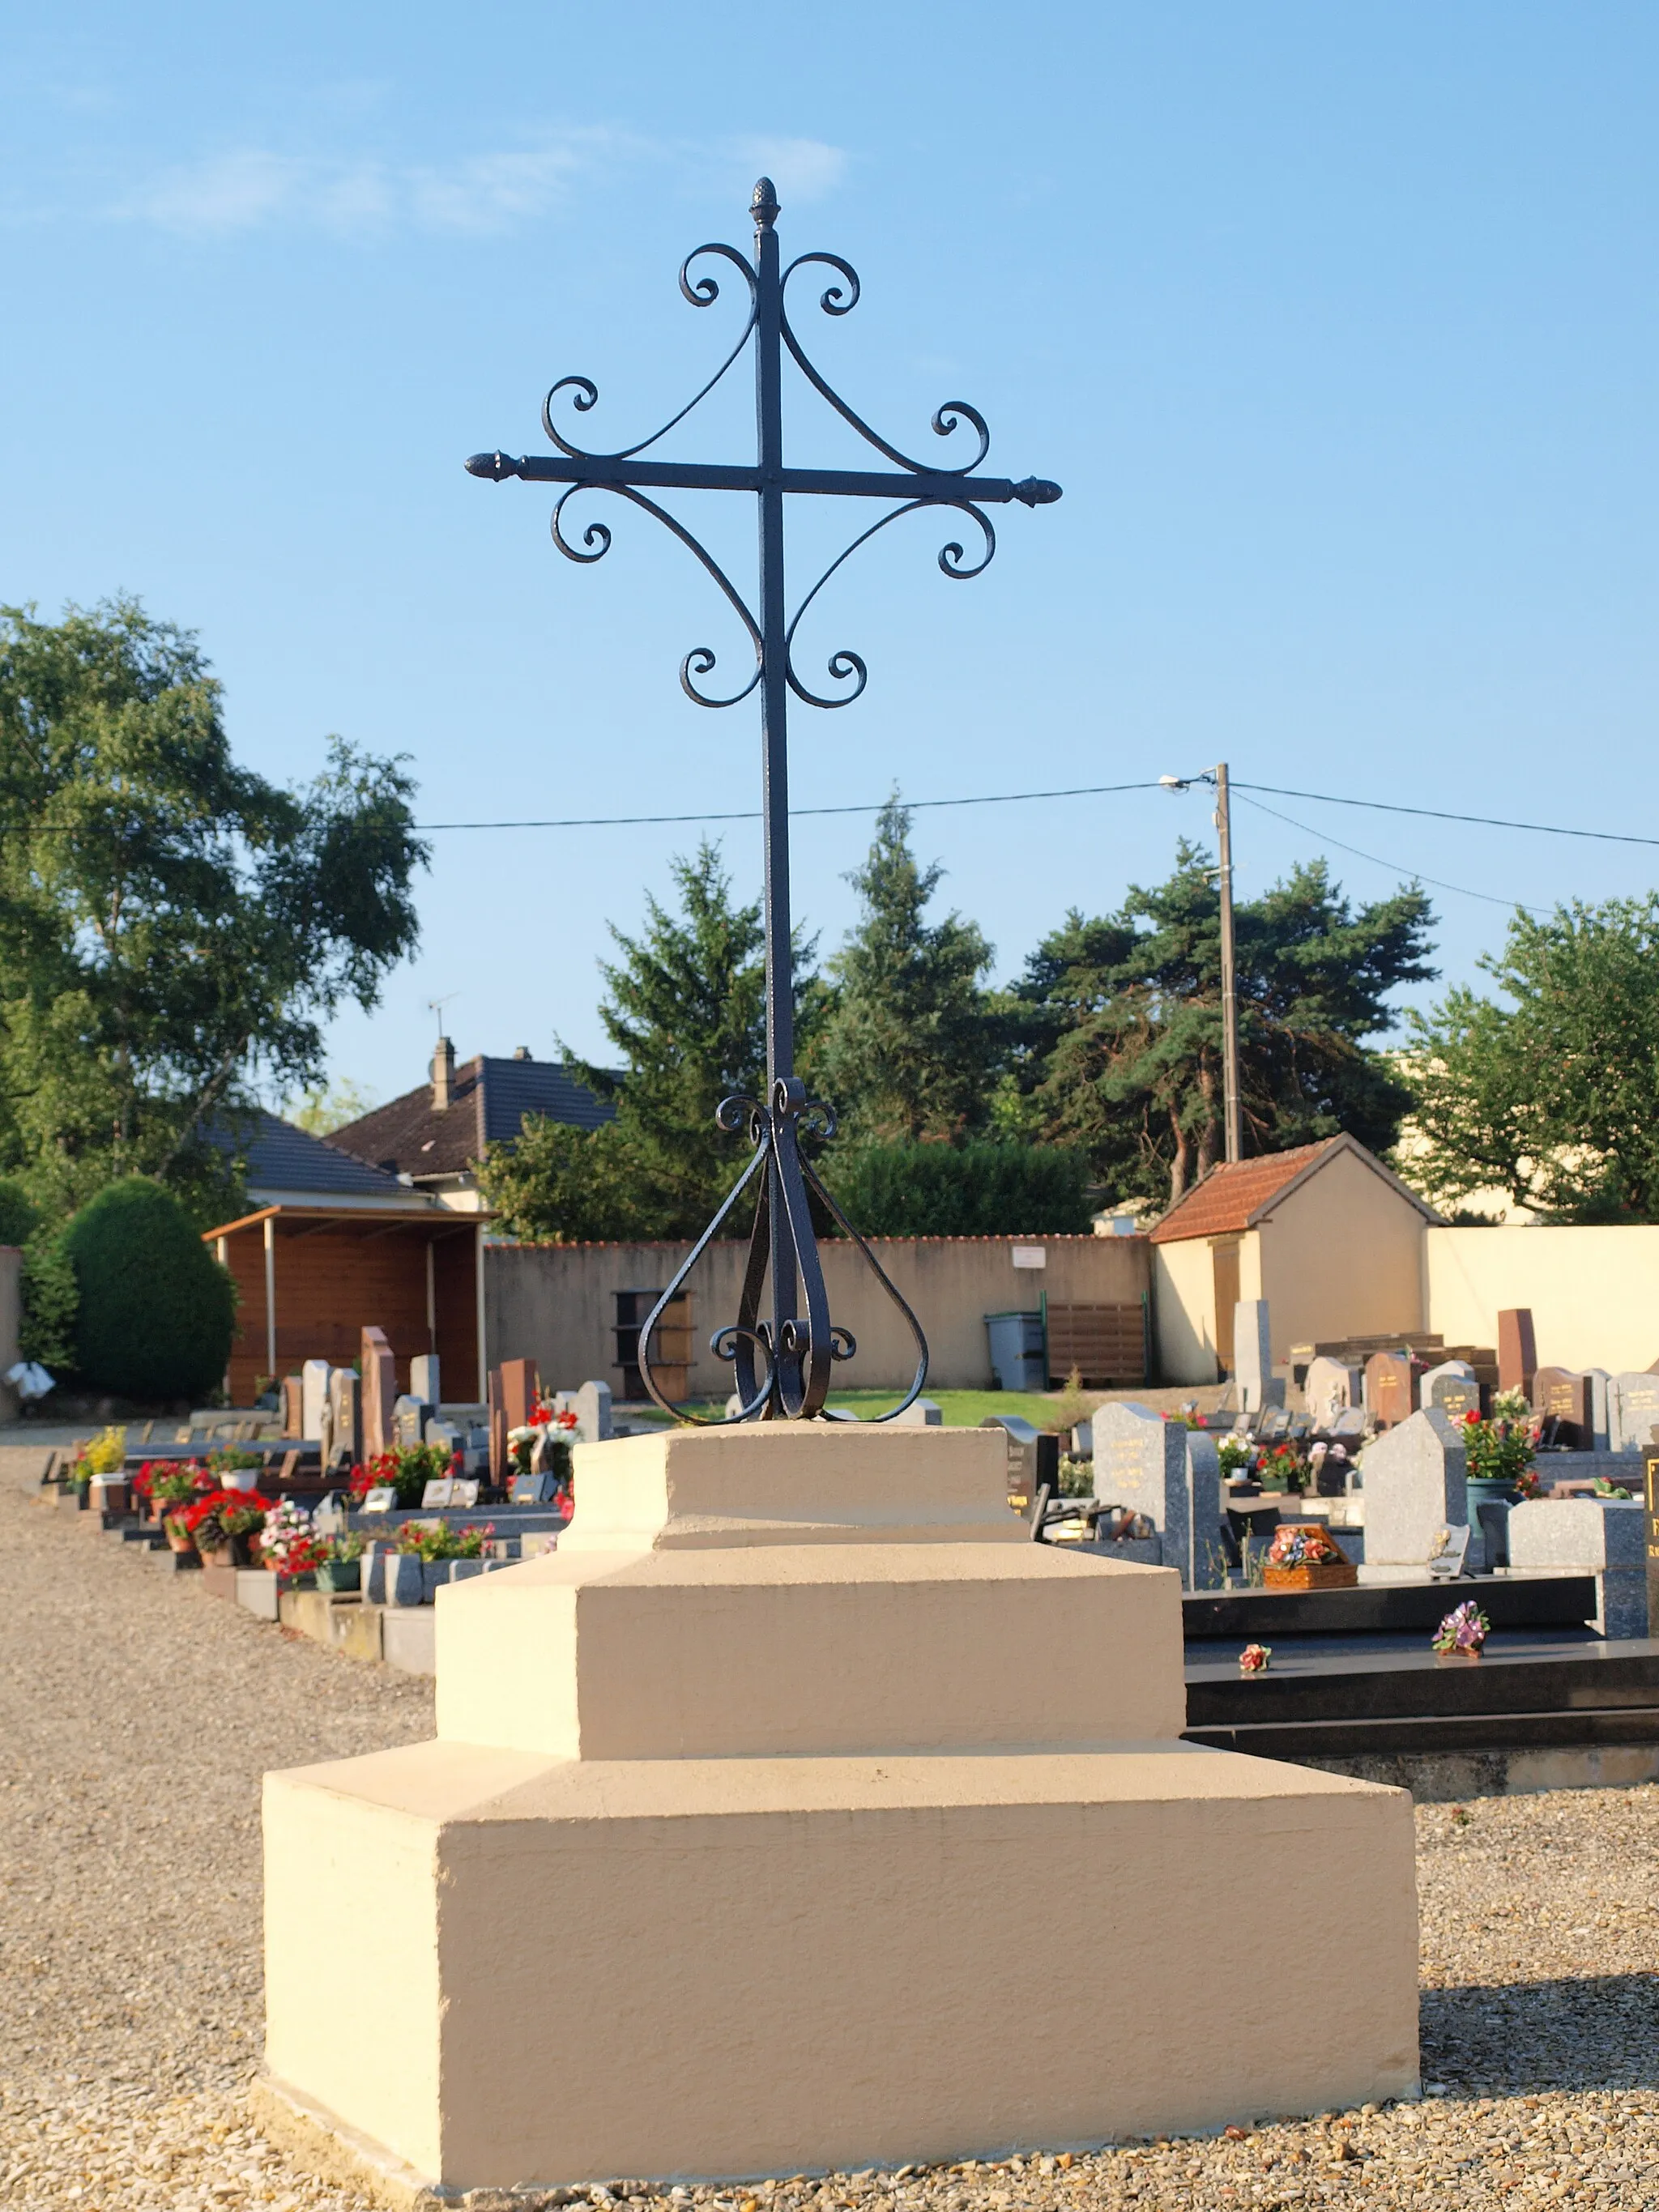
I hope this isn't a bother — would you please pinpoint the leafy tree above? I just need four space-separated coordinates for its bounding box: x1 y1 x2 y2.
60 1177 236 1400
827 1140 1092 1236
479 842 819 1240
0 599 426 1221
813 797 1000 1144
1404 896 1659 1221
1019 842 1435 1207
290 1077 379 1136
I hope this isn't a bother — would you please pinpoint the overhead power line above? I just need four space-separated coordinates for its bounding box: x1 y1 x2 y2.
1231 791 1550 916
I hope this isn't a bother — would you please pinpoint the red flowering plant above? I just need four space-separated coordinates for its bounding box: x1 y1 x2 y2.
1461 1407 1537 1488
1260 1441 1310 1496
348 1443 458 1507
177 1488 268 1553
140 1459 214 1514
260 1498 327 1581
397 1520 497 1562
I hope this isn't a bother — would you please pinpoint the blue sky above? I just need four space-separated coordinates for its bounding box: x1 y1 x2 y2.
4 2 1655 1106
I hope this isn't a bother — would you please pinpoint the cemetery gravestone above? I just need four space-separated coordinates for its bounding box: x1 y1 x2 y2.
1498 1308 1537 1396
301 1360 331 1443
1609 1372 1659 1455
1330 1408 1367 1443
1233 1300 1282 1411
1090 1401 1222 1588
1359 1409 1469 1566
488 1358 540 1481
1421 1359 1480 1422
1304 1356 1360 1431
280 1375 304 1438
1531 1366 1591 1449
360 1328 397 1459
890 1396 943 1427
1364 1352 1414 1430
1645 1448 1659 1644
411 1353 440 1405
1509 1498 1648 1638
1586 1369 1612 1451
327 1369 360 1472
392 1396 427 1450
574 1378 614 1443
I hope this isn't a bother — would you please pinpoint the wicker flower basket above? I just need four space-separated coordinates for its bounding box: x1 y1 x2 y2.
1262 1524 1358 1590
1262 1558 1359 1590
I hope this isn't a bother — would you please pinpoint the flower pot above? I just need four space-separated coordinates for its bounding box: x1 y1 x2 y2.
229 1530 262 1568
1466 1476 1519 1511
315 1558 361 1595
166 1528 195 1555
203 1544 235 1569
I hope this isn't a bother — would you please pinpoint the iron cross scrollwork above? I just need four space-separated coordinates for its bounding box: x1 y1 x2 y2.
467 178 1061 1424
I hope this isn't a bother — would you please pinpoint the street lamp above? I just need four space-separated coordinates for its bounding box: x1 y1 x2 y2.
1161 765 1242 1166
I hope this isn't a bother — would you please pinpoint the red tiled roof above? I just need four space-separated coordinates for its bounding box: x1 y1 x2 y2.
1146 1140 1340 1244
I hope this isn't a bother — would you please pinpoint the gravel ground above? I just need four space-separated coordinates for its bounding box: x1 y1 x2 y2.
2 1455 1657 2210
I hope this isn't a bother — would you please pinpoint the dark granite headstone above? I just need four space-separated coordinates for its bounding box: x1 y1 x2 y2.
1532 1366 1589 1449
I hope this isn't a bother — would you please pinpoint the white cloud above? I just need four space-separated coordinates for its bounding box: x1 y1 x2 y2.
733 137 849 205
109 129 849 240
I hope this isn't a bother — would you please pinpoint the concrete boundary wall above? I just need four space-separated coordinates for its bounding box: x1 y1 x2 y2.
1426 1225 1659 1375
486 1234 1150 1397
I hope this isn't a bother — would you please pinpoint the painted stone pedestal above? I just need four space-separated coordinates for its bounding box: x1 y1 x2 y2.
260 1426 1418 2195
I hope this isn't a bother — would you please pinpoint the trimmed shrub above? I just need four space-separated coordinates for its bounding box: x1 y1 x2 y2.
821 1141 1093 1238
0 1178 39 1247
61 1178 235 1401
19 1228 78 1370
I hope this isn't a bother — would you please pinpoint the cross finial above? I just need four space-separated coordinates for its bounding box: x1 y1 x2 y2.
751 177 779 232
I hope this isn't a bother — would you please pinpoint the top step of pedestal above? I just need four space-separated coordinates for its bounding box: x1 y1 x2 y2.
557 1424 1023 1553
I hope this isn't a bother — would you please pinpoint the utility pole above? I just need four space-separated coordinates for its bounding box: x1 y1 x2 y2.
1213 762 1242 1165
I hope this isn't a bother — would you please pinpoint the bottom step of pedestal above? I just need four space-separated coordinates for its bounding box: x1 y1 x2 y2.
264 1740 1418 2192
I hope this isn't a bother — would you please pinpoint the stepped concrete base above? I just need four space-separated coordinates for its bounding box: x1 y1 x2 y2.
263 1424 1418 2193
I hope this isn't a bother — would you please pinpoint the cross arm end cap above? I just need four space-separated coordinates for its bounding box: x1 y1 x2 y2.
465 450 522 481
1011 476 1062 507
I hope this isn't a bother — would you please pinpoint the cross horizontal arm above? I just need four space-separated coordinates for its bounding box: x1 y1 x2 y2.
465 451 1061 508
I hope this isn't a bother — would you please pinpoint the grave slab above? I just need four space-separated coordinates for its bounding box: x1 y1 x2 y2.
1090 1402 1222 1589
1609 1372 1659 1455
262 1425 1418 2193
1508 1498 1648 1638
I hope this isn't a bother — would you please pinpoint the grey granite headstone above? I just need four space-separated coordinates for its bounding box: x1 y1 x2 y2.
1421 1360 1480 1422
890 1397 943 1427
1304 1356 1360 1430
327 1368 361 1470
1584 1369 1611 1451
1330 1408 1366 1442
1234 1300 1282 1412
410 1353 440 1404
1608 1373 1659 1454
391 1394 428 1449
1090 1402 1222 1588
301 1358 331 1443
1508 1498 1648 1637
1358 1409 1469 1566
574 1378 614 1442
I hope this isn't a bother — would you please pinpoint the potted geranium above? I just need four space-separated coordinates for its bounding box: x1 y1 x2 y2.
180 1487 268 1568
349 1443 458 1509
261 1498 327 1586
1461 1407 1537 1511
315 1532 365 1594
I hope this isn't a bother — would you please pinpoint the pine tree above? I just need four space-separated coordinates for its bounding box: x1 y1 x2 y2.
814 798 998 1143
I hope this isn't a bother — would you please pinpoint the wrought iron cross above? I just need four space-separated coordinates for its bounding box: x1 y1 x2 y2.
467 177 1060 1424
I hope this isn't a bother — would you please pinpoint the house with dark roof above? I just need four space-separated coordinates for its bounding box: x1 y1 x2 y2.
330 1038 615 1210
1149 1135 1443 1383
199 1107 486 1406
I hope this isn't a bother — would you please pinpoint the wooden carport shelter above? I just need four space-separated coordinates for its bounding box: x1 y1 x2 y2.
203 1201 487 1407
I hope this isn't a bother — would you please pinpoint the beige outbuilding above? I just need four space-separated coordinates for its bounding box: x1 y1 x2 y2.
260 1424 1419 2195
1150 1135 1443 1384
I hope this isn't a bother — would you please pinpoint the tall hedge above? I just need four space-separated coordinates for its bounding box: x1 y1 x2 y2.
61 1178 236 1401
822 1142 1093 1238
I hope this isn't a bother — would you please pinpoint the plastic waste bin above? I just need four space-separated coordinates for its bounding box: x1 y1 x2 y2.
985 1309 1047 1392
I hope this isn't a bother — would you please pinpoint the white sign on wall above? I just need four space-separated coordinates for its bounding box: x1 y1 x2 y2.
1011 1246 1047 1269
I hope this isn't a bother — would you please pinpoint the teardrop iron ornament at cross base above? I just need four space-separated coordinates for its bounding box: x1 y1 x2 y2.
466 177 1060 1422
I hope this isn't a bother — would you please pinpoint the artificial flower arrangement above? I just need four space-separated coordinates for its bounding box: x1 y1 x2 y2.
509 1399 579 1481
1461 1408 1537 1488
1239 1643 1273 1675
348 1443 461 1507
1432 1600 1491 1658
260 1498 329 1583
1266 1524 1346 1566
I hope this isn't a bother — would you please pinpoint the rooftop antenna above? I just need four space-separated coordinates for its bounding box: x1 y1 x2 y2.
428 993 459 1037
